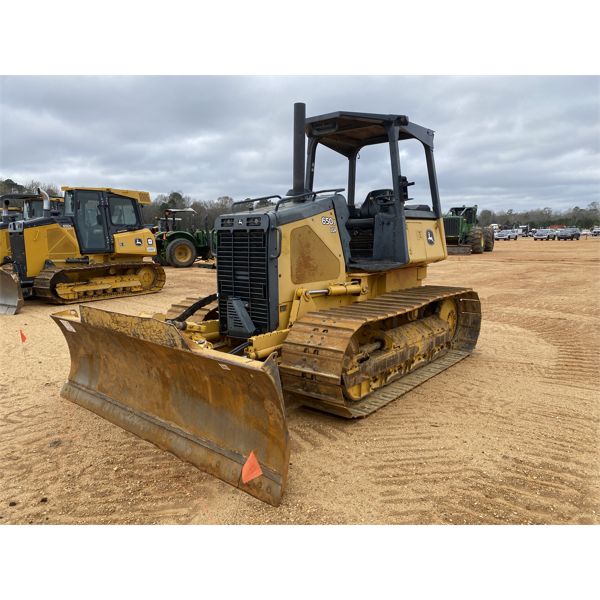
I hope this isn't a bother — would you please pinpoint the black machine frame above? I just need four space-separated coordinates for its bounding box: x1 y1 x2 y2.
299 106 442 268
303 110 441 217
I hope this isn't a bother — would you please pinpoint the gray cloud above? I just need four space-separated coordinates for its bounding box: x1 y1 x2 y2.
1 75 598 211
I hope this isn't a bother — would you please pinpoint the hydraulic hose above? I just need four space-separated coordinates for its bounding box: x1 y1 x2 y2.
169 292 218 323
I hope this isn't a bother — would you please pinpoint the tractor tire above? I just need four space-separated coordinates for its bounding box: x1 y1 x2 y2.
467 227 485 254
483 227 495 252
166 238 197 268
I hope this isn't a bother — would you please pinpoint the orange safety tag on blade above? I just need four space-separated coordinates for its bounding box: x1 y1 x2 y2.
241 451 263 484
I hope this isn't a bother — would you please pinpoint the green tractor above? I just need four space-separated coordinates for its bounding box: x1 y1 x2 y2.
154 208 213 267
443 205 494 255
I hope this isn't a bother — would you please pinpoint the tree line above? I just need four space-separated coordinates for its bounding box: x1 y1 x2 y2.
3 177 599 230
477 203 600 230
144 191 235 229
0 178 61 197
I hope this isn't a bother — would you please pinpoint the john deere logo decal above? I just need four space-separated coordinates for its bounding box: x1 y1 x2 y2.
135 238 143 246
426 230 435 245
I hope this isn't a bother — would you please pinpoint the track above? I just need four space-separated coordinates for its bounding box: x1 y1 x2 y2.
280 286 481 417
33 262 166 304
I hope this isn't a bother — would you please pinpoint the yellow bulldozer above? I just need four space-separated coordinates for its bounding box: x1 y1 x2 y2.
0 187 165 314
51 104 481 506
1 191 65 291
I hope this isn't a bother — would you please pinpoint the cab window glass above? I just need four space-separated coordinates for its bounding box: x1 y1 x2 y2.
75 190 106 250
64 190 75 215
23 199 46 219
396 138 431 210
109 195 138 226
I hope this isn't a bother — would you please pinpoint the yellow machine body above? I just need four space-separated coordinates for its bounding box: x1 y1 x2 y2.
20 224 157 278
0 228 9 262
52 107 481 506
0 187 164 314
52 201 479 505
271 211 447 331
61 187 152 205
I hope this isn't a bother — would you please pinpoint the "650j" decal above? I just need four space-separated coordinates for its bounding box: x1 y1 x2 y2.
321 215 337 233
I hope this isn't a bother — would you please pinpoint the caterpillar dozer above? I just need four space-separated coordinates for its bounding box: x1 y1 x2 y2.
51 104 481 506
0 187 165 314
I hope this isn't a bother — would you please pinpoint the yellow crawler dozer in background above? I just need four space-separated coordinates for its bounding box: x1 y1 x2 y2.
52 104 481 506
0 187 165 314
1 191 65 261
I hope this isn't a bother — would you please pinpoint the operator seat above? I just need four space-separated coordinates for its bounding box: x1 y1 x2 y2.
359 189 393 218
347 189 393 228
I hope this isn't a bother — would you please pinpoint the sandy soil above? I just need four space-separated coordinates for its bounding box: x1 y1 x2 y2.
1 238 599 524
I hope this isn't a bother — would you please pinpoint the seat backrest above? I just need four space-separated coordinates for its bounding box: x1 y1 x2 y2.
360 189 393 218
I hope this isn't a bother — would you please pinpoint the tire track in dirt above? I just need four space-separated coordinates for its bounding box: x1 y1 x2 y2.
437 272 600 524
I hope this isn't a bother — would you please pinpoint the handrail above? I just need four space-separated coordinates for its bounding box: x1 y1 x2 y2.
231 195 282 213
274 188 345 212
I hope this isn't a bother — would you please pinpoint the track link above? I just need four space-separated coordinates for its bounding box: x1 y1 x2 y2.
279 285 481 418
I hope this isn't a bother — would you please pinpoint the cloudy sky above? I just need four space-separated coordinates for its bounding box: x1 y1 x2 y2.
0 76 598 212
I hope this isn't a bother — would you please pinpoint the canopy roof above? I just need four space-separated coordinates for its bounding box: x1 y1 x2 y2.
305 111 435 157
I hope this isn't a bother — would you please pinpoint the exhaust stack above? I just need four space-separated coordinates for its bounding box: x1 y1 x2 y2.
287 102 308 198
39 187 51 218
2 199 9 224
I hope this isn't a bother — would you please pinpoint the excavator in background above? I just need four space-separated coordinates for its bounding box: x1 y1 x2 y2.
52 104 481 506
0 187 165 314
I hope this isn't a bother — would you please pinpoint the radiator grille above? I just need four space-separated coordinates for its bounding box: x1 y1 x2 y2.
443 217 461 237
217 229 270 335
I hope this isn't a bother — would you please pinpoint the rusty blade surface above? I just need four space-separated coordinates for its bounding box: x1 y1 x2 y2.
51 306 290 506
0 266 24 315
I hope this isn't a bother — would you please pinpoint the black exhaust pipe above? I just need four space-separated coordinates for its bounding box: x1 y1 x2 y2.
287 102 308 198
2 199 9 224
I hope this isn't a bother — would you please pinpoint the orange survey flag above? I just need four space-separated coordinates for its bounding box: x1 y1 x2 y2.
19 330 27 344
241 450 263 484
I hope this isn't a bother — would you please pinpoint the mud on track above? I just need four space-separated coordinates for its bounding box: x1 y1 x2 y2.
1 238 599 524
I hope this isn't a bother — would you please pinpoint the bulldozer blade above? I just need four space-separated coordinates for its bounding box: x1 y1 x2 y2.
0 266 24 315
51 306 290 506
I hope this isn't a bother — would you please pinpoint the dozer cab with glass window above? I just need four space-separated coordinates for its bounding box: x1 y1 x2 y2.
52 104 481 506
0 187 165 314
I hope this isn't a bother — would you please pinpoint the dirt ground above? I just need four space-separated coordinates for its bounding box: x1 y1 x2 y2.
1 237 599 525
